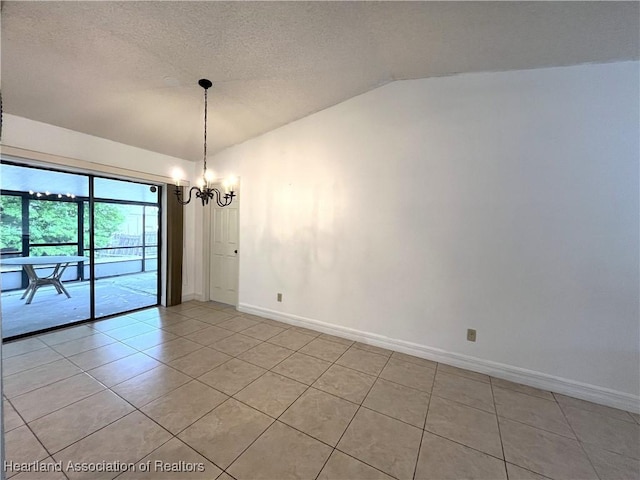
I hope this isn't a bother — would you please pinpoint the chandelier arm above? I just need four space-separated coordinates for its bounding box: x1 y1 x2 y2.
211 188 224 208
174 185 198 205
210 188 235 207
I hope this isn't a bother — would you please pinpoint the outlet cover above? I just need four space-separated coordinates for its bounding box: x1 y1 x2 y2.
467 329 476 342
277 293 282 302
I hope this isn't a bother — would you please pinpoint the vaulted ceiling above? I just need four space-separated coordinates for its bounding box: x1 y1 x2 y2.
2 1 638 160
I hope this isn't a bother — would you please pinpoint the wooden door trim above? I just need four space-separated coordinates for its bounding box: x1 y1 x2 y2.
166 184 183 306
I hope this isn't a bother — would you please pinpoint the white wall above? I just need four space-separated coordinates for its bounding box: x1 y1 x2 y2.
1 114 200 299
212 62 640 406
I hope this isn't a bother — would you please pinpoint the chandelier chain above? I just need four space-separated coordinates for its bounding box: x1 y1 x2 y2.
173 78 235 207
203 88 208 178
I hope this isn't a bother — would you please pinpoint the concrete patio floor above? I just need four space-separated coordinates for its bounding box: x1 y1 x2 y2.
1 271 158 338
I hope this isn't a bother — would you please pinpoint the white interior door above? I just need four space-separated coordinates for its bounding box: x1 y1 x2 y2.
209 187 239 305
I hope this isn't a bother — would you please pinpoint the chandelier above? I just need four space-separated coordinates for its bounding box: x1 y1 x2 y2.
173 79 236 207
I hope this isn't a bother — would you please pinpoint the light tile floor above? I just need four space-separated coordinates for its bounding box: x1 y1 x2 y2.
2 301 639 480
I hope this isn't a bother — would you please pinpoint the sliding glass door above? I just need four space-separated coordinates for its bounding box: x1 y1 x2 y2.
92 177 160 317
0 161 161 339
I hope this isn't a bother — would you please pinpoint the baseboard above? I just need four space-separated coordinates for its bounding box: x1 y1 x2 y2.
238 303 640 414
181 293 196 302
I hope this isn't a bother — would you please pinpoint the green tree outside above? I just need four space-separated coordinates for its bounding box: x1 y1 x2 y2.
0 195 21 251
0 195 125 255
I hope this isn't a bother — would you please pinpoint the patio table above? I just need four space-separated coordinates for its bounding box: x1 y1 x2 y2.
1 256 89 304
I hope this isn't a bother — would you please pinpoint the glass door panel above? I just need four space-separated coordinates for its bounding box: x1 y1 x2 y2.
93 179 160 318
0 163 90 337
0 194 25 294
144 206 159 275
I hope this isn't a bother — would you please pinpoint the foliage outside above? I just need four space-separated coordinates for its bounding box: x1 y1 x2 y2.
0 196 126 256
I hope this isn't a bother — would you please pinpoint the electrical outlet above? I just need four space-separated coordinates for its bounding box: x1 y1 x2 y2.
467 329 477 342
277 293 282 302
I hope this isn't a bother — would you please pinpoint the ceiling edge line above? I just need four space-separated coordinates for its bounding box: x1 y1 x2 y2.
0 144 189 186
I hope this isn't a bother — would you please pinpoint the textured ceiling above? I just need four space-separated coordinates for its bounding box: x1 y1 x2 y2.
2 1 638 161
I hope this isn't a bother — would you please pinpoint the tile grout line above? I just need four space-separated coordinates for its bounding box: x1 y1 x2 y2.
3 396 69 479
490 382 559 404
427 389 497 416
109 436 178 480
3 362 82 399
2 353 66 378
412 361 438 480
312 348 396 480
553 393 638 425
2 343 52 360
415 428 509 464
48 409 150 460
553 392 604 480
493 413 581 442
12 378 112 425
428 366 490 384
488 376 509 479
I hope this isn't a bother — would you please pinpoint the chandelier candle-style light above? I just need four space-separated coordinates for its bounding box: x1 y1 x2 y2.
173 79 236 207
